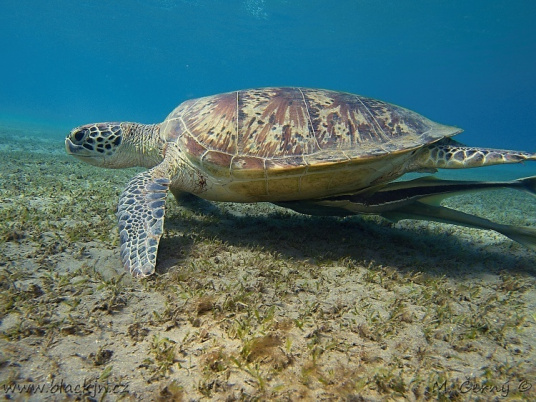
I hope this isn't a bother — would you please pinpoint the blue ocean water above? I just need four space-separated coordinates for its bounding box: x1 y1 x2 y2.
0 0 535 152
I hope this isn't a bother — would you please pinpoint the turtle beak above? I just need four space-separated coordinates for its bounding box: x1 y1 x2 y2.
65 137 95 157
65 138 79 155
65 138 108 167
65 138 106 167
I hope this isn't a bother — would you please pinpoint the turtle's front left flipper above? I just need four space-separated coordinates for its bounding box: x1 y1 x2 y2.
117 168 170 277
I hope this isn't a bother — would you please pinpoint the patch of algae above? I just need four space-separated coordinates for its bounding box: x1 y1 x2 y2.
1 128 536 400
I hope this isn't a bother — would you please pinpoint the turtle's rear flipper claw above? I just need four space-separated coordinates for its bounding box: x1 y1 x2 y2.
117 169 170 277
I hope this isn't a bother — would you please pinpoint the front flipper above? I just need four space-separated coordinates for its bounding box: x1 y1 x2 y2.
117 169 170 277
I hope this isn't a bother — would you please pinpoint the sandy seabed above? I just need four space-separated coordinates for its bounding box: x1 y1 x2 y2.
1 124 536 401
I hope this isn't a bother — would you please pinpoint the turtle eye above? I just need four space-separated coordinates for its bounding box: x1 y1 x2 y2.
73 128 89 144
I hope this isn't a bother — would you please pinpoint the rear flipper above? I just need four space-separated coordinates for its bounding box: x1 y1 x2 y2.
413 138 536 170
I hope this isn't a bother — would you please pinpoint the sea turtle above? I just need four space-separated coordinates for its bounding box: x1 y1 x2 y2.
65 87 536 277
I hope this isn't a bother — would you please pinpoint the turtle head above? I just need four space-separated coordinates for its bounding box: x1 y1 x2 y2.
66 122 164 168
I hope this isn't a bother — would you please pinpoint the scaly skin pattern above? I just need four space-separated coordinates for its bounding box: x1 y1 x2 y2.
117 170 170 276
66 122 164 169
415 143 536 169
